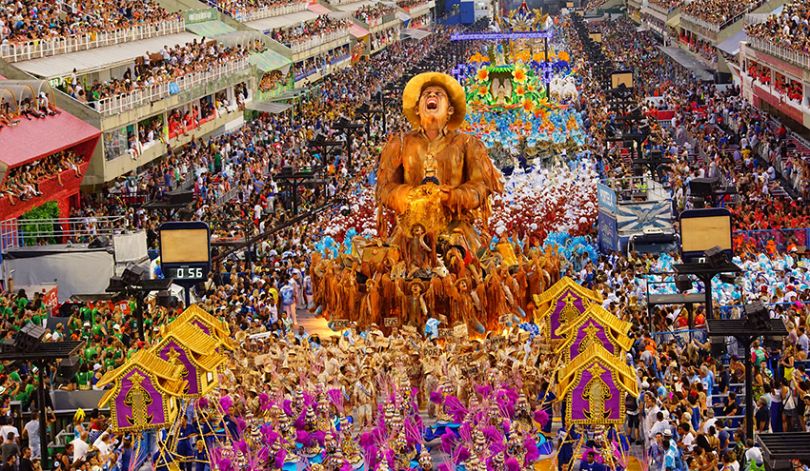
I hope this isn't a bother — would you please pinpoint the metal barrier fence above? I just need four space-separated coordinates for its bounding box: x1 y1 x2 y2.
231 1 308 22
289 30 350 54
749 37 810 70
0 216 130 252
733 227 809 253
0 19 186 63
91 58 250 116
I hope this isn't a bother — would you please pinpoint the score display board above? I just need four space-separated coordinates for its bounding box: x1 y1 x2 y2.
679 208 732 260
159 221 211 282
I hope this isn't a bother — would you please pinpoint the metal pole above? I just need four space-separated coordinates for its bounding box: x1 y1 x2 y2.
702 274 714 320
743 336 754 440
544 37 550 96
37 361 48 470
136 292 146 341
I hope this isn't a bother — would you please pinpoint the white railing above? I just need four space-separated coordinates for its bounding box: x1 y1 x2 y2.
90 58 250 116
749 37 810 70
289 30 349 54
0 216 130 252
233 2 308 22
744 12 770 25
0 19 185 63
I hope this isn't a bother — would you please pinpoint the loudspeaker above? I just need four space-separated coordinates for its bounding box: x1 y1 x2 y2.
675 275 692 292
167 190 194 205
744 301 770 331
15 323 45 352
88 236 110 249
55 356 81 384
704 246 727 267
122 265 147 285
689 178 717 197
157 290 178 308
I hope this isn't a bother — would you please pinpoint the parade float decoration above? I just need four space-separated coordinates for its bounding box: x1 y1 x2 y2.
97 350 186 431
554 305 632 362
152 320 226 397
173 304 234 347
532 277 601 342
310 71 569 336
557 343 638 426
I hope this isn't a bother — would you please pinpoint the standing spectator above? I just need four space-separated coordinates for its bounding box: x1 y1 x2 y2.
21 413 39 461
17 447 32 471
1 433 18 464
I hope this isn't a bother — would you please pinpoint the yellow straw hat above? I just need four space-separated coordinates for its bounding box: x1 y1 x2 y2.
402 72 467 131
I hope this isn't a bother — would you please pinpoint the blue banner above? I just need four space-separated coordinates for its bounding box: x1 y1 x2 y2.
450 31 553 41
597 211 618 253
597 182 617 214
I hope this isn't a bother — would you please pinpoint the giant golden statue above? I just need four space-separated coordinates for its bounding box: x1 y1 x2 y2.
311 72 561 337
377 72 504 261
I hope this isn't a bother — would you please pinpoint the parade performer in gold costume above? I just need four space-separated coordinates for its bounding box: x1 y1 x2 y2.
376 72 504 257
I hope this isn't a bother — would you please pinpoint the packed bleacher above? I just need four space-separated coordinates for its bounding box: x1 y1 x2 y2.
211 0 307 19
0 91 60 130
0 151 82 205
396 0 430 9
57 39 257 109
681 0 766 26
0 0 181 45
269 15 349 48
647 0 685 11
745 0 810 54
353 4 397 25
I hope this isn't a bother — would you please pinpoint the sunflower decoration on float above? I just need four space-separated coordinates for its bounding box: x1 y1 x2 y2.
463 60 547 111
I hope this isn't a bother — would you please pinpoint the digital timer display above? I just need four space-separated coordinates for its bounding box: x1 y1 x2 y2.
167 266 206 280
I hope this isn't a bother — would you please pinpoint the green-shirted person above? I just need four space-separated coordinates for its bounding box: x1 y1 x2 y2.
75 364 93 391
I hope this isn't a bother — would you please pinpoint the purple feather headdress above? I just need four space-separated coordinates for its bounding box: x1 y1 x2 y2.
524 436 540 464
219 395 233 412
505 457 521 471
443 395 468 423
327 388 344 413
533 410 550 428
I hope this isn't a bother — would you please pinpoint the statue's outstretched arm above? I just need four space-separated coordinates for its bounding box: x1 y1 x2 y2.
376 134 414 214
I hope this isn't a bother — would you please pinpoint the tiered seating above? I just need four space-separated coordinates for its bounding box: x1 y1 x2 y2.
0 0 183 61
746 0 810 54
270 15 349 48
210 0 308 21
648 0 685 11
681 0 766 27
354 4 398 26
57 40 257 114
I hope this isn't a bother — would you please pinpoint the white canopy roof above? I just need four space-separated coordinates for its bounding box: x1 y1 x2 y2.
15 32 201 79
335 0 378 12
246 10 319 32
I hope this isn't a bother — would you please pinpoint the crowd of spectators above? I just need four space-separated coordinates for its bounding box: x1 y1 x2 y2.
647 0 684 12
270 15 349 48
0 93 59 130
212 0 307 19
353 4 397 25
681 0 765 26
746 0 810 54
566 19 810 470
0 0 181 45
2 11 810 471
396 0 430 9
0 151 82 205
58 39 257 107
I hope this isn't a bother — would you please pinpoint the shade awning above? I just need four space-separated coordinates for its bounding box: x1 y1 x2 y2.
246 10 319 32
665 12 681 28
248 49 293 72
308 2 333 14
246 100 292 113
717 29 747 56
402 28 431 40
336 0 377 12
14 32 201 78
185 20 236 37
659 46 714 81
396 11 411 21
0 109 100 168
349 23 370 38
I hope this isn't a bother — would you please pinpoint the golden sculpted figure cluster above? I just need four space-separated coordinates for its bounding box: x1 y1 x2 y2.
311 72 562 336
